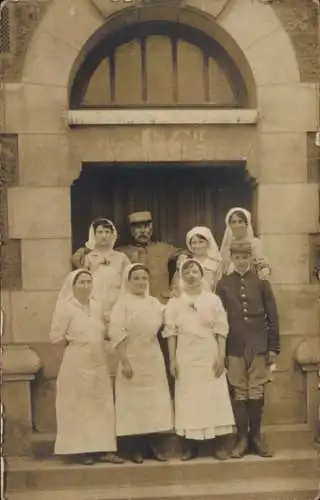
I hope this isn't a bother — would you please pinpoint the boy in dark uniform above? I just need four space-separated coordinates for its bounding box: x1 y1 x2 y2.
216 241 280 458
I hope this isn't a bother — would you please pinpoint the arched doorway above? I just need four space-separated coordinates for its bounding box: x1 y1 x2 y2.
69 20 257 253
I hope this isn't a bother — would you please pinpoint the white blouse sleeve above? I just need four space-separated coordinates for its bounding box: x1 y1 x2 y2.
252 238 271 273
108 298 128 348
49 304 72 344
212 295 229 338
163 298 179 338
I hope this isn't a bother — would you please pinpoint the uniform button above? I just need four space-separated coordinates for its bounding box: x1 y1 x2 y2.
243 308 248 313
244 316 249 321
241 294 246 298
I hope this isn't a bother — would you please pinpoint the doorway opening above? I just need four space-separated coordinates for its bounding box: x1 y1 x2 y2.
71 161 256 253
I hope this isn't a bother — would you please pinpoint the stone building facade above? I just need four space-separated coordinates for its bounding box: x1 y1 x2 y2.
1 0 320 453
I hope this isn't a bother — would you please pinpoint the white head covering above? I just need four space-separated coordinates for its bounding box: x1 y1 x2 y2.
220 207 254 262
122 263 150 296
85 218 118 250
186 226 222 262
179 258 205 292
54 269 92 312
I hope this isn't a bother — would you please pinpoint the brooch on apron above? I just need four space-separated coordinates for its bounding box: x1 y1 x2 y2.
100 259 110 266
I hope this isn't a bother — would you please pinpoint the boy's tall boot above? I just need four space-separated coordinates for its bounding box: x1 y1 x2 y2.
231 399 249 459
248 399 273 457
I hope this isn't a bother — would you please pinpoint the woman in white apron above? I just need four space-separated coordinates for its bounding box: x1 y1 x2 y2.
220 207 271 279
171 227 222 297
164 259 234 461
81 218 131 373
109 263 173 464
49 269 124 465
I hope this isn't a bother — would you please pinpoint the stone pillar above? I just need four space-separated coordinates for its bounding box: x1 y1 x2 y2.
3 344 41 456
295 338 320 442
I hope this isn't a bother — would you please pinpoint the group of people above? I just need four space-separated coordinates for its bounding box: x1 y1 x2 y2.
50 207 280 466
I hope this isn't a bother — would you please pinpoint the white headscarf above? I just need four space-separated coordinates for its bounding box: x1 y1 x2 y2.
220 207 254 263
53 269 92 312
85 218 118 250
186 226 222 262
122 263 150 296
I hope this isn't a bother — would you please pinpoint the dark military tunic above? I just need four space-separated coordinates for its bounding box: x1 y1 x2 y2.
216 270 280 359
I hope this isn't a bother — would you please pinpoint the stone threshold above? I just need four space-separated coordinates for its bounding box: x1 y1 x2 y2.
7 448 319 470
5 477 319 500
68 109 258 126
6 449 319 493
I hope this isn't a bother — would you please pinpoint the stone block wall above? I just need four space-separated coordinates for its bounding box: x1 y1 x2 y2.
272 0 319 83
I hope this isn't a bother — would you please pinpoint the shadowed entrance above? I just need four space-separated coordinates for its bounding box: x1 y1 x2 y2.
71 162 256 256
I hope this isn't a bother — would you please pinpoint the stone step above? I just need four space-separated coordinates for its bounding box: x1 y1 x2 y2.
5 477 320 500
30 424 314 459
6 449 319 492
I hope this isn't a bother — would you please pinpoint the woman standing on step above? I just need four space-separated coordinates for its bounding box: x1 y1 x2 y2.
109 263 173 464
71 218 131 374
220 207 271 280
49 269 124 465
164 259 234 461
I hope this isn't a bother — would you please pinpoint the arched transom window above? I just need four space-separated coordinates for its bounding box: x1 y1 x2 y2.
70 22 248 109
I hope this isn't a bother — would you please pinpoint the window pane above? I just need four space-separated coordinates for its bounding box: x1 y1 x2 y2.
208 58 236 106
145 36 174 104
115 40 142 104
83 59 111 106
177 40 205 104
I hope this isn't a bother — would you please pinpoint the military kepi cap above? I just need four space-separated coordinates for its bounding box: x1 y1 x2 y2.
230 240 252 255
128 211 152 225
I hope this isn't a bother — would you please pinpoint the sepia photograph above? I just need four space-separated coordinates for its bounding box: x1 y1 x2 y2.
1 0 320 499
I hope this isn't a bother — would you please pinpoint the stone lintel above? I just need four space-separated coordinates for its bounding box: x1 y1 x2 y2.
68 108 258 126
3 344 41 379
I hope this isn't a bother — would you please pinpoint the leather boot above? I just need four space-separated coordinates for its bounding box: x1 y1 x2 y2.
248 399 273 458
149 434 168 462
130 435 145 464
231 400 249 459
213 435 230 461
181 438 198 461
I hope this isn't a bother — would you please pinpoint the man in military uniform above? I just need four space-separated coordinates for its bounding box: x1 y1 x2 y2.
117 210 179 303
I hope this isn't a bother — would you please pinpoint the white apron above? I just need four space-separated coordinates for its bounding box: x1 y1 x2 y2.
109 294 173 436
54 300 116 454
164 291 234 440
84 249 130 375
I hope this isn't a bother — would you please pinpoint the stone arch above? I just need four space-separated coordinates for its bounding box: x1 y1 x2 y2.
67 6 258 109
69 19 251 109
20 0 303 99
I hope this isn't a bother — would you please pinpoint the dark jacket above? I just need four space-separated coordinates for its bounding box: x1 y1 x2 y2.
216 270 280 358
